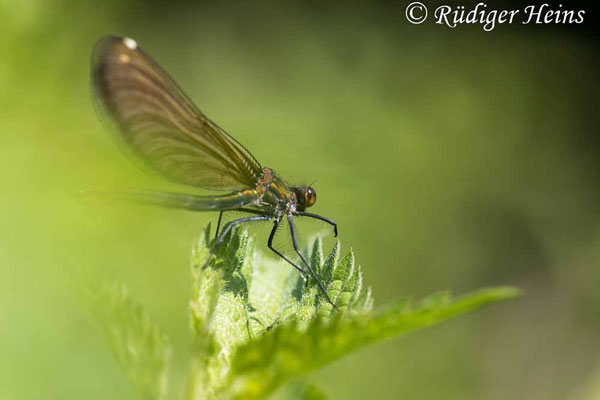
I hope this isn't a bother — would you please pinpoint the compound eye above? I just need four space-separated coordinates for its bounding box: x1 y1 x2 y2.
305 186 317 207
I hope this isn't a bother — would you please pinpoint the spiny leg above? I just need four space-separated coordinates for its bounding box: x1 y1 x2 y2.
267 218 308 282
293 211 338 237
215 211 225 238
202 214 271 269
216 208 267 238
287 214 338 310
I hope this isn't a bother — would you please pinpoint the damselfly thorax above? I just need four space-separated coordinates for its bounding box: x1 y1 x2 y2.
254 167 307 215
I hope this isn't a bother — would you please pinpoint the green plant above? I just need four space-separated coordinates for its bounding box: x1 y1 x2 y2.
93 223 519 400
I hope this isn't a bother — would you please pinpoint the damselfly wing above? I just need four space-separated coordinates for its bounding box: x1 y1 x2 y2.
92 36 339 308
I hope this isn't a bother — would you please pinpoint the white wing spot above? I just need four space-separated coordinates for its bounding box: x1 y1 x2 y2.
123 37 137 49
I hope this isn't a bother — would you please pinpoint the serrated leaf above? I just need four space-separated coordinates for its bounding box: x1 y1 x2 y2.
93 283 171 400
227 287 520 400
91 223 519 400
310 237 324 274
320 241 340 285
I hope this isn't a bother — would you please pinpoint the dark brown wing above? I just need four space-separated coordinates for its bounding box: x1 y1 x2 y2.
92 35 263 191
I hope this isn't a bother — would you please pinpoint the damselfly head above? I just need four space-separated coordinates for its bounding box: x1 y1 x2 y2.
293 185 317 211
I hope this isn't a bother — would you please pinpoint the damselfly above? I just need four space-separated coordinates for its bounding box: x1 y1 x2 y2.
91 36 339 308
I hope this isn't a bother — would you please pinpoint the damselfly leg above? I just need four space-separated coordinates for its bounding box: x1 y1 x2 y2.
287 214 337 309
267 219 308 282
293 211 338 237
215 208 271 238
202 215 271 269
215 211 224 238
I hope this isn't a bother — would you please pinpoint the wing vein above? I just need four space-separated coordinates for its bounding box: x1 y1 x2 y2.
92 36 263 191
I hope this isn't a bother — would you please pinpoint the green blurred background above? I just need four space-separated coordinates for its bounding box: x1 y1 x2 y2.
2 0 600 398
